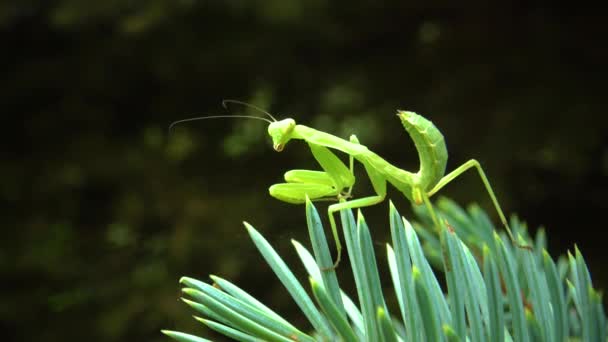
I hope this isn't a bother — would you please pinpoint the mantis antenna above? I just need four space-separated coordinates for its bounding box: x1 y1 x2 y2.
222 99 278 121
169 100 278 133
168 114 273 134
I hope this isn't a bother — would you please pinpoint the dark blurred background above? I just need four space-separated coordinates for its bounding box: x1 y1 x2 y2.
2 1 607 341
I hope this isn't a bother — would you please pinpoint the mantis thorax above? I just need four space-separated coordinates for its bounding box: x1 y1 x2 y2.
268 118 296 152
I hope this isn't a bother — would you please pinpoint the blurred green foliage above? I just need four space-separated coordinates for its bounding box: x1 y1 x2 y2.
2 1 606 341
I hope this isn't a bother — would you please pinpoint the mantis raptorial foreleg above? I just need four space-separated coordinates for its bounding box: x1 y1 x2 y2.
269 143 354 204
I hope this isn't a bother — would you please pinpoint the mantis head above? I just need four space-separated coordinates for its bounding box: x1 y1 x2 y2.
268 118 296 152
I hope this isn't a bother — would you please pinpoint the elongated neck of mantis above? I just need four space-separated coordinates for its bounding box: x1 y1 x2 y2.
292 125 367 155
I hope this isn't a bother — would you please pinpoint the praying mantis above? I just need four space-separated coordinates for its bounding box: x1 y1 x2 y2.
171 101 522 268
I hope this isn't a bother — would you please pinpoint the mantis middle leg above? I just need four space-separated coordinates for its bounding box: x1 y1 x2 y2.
326 162 387 269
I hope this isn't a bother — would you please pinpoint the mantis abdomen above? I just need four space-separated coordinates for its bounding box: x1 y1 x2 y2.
398 111 448 191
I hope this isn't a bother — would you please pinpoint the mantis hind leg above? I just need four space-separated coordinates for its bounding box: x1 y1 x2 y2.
426 159 526 248
420 192 442 232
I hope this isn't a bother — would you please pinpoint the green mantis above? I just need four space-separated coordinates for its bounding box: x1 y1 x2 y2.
171 101 520 268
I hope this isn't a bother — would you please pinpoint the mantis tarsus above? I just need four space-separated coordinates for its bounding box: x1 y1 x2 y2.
171 101 523 269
